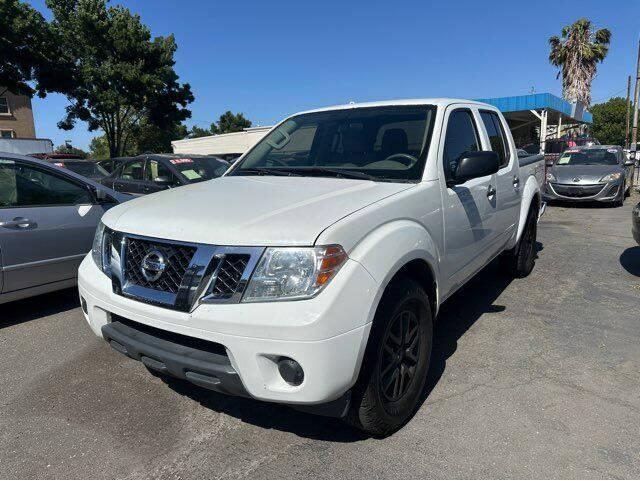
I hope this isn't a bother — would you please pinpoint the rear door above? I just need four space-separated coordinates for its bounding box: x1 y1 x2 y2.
0 158 106 293
479 110 520 248
113 159 145 195
142 159 180 194
439 106 499 291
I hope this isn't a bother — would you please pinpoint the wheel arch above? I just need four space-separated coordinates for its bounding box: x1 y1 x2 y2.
515 176 541 244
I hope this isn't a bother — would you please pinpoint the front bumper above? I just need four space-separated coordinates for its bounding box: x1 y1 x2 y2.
78 253 376 409
543 180 623 202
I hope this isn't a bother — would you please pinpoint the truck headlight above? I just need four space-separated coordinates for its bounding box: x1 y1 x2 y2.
91 221 112 277
242 245 347 302
600 172 622 183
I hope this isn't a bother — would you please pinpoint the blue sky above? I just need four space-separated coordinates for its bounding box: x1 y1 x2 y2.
26 0 640 150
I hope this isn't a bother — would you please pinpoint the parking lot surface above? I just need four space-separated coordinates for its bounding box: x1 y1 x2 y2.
1 194 639 479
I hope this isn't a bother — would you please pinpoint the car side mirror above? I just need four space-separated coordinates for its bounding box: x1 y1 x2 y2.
448 151 500 186
154 176 173 187
624 159 634 166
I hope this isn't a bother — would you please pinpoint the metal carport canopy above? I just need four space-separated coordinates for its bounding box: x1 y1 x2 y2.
475 93 592 152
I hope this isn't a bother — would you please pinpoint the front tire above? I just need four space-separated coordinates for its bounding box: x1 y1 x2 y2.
503 205 538 278
349 278 433 436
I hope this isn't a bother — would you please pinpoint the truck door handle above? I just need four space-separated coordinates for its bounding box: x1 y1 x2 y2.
487 186 496 198
0 217 37 229
513 176 520 188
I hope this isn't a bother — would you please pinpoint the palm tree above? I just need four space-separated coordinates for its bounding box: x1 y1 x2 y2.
548 18 611 107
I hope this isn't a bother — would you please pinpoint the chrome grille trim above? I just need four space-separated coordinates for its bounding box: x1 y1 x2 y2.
107 231 264 312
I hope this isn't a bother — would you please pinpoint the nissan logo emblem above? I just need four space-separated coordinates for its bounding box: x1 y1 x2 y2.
140 249 167 282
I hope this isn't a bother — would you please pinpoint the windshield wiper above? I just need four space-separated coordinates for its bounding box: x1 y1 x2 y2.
233 167 301 177
276 166 379 181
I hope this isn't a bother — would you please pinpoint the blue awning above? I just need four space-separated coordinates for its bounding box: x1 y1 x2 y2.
475 93 592 123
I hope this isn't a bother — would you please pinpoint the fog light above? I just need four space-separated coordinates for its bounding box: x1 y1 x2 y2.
277 357 304 386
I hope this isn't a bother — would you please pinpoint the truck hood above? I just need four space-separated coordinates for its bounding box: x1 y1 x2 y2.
102 175 413 246
550 164 623 184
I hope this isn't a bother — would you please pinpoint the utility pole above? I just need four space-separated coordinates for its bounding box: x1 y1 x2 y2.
631 39 640 157
625 75 631 148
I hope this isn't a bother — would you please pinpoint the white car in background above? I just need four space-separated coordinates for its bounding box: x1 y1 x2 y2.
79 99 544 435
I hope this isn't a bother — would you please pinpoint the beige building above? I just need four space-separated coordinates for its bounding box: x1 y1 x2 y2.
0 87 36 139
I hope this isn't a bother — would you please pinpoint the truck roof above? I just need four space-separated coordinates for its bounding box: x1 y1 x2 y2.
294 98 494 116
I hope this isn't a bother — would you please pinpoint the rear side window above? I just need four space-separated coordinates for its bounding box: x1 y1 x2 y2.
443 109 480 180
480 111 510 167
120 161 144 180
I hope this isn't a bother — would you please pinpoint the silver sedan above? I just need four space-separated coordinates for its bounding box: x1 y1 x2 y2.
543 145 635 206
0 152 129 304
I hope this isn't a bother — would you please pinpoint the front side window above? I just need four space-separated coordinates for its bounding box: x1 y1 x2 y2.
480 111 509 167
0 159 92 207
557 149 620 166
231 106 436 182
442 109 480 180
0 97 9 115
120 161 144 181
1 130 14 138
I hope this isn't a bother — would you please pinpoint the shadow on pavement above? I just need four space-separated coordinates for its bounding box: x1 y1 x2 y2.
0 287 79 330
620 246 640 277
163 246 537 440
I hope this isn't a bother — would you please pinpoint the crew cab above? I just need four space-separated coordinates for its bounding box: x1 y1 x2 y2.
78 99 544 435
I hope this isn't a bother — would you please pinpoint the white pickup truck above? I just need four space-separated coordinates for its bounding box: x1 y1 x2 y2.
79 99 544 435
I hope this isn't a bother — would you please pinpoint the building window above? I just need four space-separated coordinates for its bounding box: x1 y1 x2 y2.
0 97 9 115
1 130 15 139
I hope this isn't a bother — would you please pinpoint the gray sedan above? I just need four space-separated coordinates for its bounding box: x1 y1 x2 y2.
543 145 635 206
0 152 129 304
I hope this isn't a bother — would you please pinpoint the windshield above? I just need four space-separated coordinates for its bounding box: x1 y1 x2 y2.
58 162 108 177
230 106 436 182
556 149 619 166
170 157 229 183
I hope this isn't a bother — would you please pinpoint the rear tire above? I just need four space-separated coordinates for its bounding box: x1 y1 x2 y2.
502 205 538 278
348 277 433 436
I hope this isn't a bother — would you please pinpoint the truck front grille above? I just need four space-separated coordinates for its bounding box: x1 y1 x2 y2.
125 238 196 293
208 255 250 299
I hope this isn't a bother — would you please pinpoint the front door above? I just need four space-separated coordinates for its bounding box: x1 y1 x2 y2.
0 158 107 293
114 159 145 195
439 107 498 294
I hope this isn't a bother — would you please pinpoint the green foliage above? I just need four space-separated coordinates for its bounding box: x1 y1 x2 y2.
0 0 72 97
590 97 628 146
188 111 252 138
548 18 611 106
89 135 115 159
213 111 252 134
45 0 194 157
89 120 188 158
54 143 88 157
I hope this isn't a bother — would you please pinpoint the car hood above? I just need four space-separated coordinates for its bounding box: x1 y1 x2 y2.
550 164 623 183
102 175 414 246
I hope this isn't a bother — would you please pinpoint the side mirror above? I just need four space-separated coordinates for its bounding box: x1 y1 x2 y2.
624 159 635 166
154 176 173 187
448 151 500 186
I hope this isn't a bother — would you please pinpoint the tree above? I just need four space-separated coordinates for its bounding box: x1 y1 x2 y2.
0 0 72 97
548 18 611 107
54 142 87 157
135 118 188 153
46 0 194 158
188 112 253 138
590 97 627 146
89 135 112 159
212 111 252 134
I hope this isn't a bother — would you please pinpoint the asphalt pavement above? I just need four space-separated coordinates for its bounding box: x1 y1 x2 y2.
1 193 639 478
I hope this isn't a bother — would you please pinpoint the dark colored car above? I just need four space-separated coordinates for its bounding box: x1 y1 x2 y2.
633 202 640 245
97 156 134 174
49 160 109 181
100 154 230 195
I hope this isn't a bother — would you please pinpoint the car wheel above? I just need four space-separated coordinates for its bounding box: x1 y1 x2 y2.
348 277 433 436
503 205 538 278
